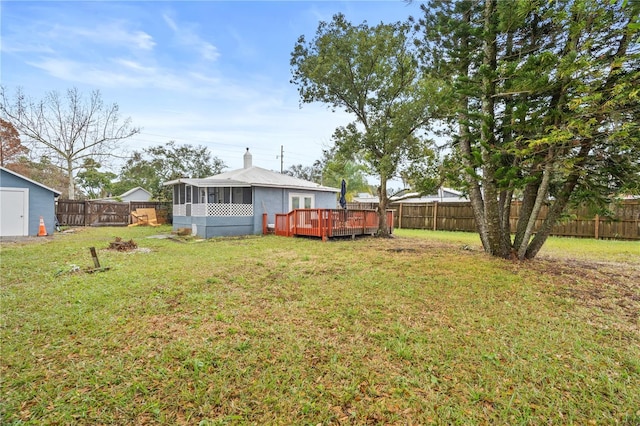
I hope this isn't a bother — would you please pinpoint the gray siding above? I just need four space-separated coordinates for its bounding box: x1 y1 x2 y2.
254 186 338 233
174 215 254 238
254 187 288 232
171 185 339 238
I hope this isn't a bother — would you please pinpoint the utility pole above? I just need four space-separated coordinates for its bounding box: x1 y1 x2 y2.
280 145 284 173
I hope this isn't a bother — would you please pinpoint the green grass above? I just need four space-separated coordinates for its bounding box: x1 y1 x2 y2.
395 228 640 262
1 226 639 425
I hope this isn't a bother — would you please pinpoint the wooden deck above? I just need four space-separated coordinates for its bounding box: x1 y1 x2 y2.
274 209 393 240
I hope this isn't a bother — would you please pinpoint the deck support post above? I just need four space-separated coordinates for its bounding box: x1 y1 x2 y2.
262 213 268 235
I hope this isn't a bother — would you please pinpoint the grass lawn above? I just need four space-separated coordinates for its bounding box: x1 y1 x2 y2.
1 226 638 425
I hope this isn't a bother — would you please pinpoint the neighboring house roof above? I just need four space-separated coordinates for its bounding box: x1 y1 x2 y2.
96 186 152 201
0 166 62 196
165 166 339 193
395 187 468 203
119 187 152 199
352 187 468 204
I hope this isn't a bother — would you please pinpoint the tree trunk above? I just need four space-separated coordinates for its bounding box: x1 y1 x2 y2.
479 0 509 258
525 144 591 259
517 156 553 259
513 179 540 250
457 4 491 251
377 177 390 237
499 188 514 256
498 28 515 256
66 158 75 199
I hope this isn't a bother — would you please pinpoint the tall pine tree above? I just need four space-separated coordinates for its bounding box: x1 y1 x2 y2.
417 0 640 259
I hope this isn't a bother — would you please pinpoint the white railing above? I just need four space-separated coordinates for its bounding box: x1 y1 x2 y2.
173 203 253 217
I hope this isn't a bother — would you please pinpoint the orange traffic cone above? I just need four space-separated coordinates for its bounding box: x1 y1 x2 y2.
38 216 48 236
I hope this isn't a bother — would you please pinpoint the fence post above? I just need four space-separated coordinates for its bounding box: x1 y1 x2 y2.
84 201 89 227
433 201 438 231
594 214 599 240
398 203 403 229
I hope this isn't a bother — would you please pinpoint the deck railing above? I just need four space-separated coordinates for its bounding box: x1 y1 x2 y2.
274 209 393 240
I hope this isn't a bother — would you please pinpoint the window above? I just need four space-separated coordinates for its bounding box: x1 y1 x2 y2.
231 187 252 204
219 187 230 203
289 193 314 210
175 184 186 205
197 188 206 204
185 185 192 203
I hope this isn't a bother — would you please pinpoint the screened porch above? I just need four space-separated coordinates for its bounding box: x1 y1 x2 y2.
172 183 253 217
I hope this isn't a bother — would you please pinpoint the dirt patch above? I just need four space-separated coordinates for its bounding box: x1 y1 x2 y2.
517 256 640 332
108 237 138 251
389 236 640 332
0 235 54 245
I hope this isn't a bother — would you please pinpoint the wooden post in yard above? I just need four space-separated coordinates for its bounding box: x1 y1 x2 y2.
433 201 438 231
594 214 600 240
89 247 101 269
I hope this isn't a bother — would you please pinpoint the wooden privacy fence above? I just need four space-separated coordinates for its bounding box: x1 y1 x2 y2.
56 200 171 227
358 200 639 240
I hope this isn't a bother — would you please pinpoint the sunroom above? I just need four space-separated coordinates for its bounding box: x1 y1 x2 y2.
168 179 258 238
172 181 253 218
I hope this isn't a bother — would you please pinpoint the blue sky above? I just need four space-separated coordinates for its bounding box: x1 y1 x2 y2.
1 1 421 174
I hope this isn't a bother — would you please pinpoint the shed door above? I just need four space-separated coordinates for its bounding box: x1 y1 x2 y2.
0 188 29 236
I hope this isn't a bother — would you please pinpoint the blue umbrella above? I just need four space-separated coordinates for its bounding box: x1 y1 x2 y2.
339 179 347 209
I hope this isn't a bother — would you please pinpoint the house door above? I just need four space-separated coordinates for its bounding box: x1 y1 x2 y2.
289 193 315 228
0 188 29 236
289 193 314 211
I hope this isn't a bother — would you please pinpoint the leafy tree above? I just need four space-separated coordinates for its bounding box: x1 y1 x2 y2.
0 118 28 167
0 87 140 199
76 158 117 199
321 158 370 201
416 0 640 259
114 141 226 201
291 14 439 235
5 156 69 195
284 163 320 182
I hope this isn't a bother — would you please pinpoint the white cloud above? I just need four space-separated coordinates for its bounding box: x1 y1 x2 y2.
162 13 220 62
0 41 55 55
114 59 157 74
26 57 190 92
43 22 155 51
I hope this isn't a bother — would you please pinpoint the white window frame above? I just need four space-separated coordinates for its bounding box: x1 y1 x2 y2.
289 193 314 211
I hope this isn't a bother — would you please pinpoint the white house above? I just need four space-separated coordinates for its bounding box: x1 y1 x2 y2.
118 187 152 202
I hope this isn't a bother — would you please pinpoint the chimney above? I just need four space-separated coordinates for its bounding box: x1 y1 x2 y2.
243 148 252 169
